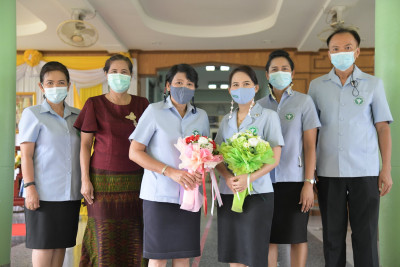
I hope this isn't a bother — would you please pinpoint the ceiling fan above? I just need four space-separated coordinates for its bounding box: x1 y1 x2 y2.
57 9 99 48
317 6 359 43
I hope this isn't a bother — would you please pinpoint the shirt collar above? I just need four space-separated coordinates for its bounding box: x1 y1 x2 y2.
162 95 195 113
40 100 78 118
268 86 293 101
227 102 263 130
326 65 367 86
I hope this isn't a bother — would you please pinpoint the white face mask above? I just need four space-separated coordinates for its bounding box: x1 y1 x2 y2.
107 73 131 93
330 51 355 71
268 71 292 90
44 87 68 104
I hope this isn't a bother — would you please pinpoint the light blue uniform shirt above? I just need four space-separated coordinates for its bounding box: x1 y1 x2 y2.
18 101 82 201
308 66 393 177
258 88 321 183
129 97 210 204
215 103 284 194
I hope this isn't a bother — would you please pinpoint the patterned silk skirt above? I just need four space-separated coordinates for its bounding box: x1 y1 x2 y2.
80 168 147 267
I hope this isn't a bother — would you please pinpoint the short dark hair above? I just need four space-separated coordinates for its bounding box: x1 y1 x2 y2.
165 64 199 88
326 28 361 47
40 61 70 84
265 49 294 72
229 65 259 86
103 54 133 74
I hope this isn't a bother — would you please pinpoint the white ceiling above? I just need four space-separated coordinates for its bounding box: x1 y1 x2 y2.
16 0 375 53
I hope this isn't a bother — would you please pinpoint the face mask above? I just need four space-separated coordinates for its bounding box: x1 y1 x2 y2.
230 87 255 104
330 51 355 71
108 73 131 93
44 87 68 104
170 86 195 104
268 71 292 90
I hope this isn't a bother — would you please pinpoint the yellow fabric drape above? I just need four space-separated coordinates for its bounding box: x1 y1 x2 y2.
42 56 111 70
73 214 88 266
17 50 133 70
16 54 109 69
80 84 103 105
16 55 25 66
73 84 83 109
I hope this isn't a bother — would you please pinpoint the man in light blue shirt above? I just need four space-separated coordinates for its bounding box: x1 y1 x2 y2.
308 28 393 267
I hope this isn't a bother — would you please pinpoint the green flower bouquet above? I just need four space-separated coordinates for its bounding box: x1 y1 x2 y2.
219 130 275 212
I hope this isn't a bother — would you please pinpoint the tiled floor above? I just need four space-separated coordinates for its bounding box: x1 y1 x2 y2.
10 205 355 267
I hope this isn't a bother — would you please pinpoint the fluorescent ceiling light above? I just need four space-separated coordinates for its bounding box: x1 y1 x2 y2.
208 84 217 89
220 84 229 89
206 66 216 71
220 66 230 71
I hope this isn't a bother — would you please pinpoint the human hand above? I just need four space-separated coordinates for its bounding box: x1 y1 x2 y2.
81 179 94 205
223 174 236 194
378 168 393 196
299 183 314 213
193 171 204 185
231 174 248 193
25 186 40 210
166 168 198 190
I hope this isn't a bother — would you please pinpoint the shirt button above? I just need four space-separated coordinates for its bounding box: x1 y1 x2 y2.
340 103 345 106
340 117 344 121
339 147 344 151
339 132 343 136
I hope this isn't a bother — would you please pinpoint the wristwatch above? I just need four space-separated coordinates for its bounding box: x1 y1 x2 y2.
305 178 316 184
24 181 36 188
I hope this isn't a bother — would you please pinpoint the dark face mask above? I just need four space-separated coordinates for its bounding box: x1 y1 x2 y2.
170 86 195 104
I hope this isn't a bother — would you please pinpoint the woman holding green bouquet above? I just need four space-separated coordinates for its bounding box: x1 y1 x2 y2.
258 50 320 267
215 65 284 267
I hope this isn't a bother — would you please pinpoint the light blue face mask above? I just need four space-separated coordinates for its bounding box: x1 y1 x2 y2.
170 86 195 104
107 73 131 93
268 71 292 90
230 87 256 104
44 87 68 104
330 51 355 71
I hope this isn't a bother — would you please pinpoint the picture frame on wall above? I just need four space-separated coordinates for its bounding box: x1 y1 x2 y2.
16 92 36 133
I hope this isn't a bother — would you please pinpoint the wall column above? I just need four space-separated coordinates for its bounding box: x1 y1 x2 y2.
0 0 16 266
376 1 400 266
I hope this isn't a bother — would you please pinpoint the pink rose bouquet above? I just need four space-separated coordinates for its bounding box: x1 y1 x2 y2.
175 134 224 215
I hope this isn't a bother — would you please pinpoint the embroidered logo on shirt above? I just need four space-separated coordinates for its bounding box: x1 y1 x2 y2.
192 129 200 136
248 126 258 135
285 113 295 121
354 97 364 105
125 112 138 127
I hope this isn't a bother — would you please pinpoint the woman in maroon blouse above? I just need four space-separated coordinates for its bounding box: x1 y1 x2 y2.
74 54 149 266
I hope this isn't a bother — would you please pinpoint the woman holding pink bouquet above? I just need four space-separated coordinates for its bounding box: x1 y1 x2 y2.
129 64 209 267
215 65 284 267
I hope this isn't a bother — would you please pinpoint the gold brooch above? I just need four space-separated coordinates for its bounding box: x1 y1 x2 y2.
125 112 138 127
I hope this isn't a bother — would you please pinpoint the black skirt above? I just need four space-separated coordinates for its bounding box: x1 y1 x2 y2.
142 200 201 259
25 200 81 249
269 182 309 244
218 193 274 267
